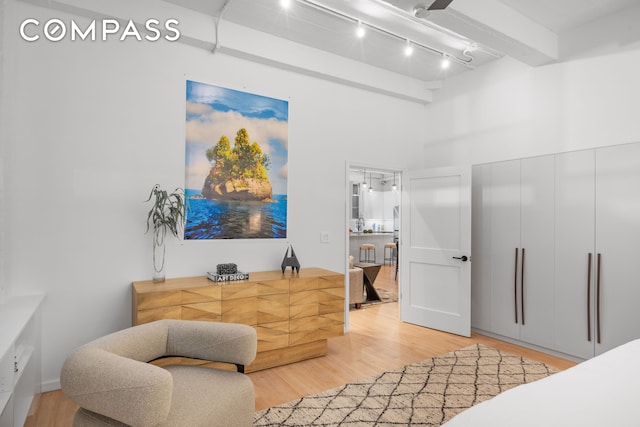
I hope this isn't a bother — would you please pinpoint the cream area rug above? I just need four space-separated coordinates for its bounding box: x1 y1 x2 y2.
254 344 559 426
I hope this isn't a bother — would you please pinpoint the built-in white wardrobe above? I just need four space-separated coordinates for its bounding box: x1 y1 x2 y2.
472 142 640 361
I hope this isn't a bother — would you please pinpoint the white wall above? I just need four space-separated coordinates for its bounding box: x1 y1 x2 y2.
0 0 7 303
423 43 640 167
1 0 427 389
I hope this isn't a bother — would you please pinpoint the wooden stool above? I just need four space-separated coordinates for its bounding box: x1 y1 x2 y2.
359 244 376 263
384 242 396 265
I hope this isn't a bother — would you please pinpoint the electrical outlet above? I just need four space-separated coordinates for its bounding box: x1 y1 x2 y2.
320 231 329 243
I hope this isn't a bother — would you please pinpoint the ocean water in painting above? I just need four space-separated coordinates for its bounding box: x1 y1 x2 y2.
184 189 287 239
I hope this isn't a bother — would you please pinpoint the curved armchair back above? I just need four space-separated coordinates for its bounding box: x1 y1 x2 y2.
61 319 257 427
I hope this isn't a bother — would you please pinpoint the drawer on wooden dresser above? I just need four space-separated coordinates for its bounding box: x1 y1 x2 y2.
319 287 344 314
291 274 342 290
256 279 289 295
257 293 289 323
222 282 257 300
290 286 344 319
318 311 345 337
181 287 221 304
136 306 182 324
182 301 222 322
255 320 289 352
136 290 181 311
222 297 258 325
289 311 344 346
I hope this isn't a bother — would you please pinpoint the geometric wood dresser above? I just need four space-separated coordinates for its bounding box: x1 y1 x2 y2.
132 268 344 372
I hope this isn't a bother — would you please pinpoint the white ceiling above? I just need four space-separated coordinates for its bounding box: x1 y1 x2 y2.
498 0 639 33
163 0 639 82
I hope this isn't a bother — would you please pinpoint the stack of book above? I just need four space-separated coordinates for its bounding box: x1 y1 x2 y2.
207 271 249 282
207 263 249 282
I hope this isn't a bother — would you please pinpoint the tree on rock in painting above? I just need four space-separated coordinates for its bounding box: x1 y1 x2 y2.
203 128 273 201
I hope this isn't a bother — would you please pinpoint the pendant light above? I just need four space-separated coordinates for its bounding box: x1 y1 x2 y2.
392 172 397 191
362 169 367 189
368 172 373 192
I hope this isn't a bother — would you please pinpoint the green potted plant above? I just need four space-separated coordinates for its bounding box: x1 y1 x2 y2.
145 184 186 282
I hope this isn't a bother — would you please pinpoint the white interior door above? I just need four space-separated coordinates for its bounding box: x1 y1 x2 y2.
400 166 471 337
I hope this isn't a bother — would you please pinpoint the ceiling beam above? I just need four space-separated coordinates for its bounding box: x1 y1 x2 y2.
428 0 558 66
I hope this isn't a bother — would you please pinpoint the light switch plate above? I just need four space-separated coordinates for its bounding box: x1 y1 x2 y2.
320 231 329 243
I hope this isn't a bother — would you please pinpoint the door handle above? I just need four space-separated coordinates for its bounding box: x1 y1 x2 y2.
597 253 602 344
521 247 525 326
452 256 468 261
587 253 592 342
514 248 519 324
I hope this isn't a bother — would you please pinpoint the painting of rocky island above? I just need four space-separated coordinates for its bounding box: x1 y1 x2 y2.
184 81 288 239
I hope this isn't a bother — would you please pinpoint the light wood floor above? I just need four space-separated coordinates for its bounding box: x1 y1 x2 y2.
25 271 575 426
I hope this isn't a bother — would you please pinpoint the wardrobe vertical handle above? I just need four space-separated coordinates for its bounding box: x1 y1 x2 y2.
521 248 525 326
587 253 592 342
596 253 602 344
514 248 519 324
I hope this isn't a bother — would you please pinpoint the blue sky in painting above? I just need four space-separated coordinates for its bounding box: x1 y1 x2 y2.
186 81 288 121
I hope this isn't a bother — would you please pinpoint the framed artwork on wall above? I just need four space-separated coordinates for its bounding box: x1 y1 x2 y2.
184 80 288 239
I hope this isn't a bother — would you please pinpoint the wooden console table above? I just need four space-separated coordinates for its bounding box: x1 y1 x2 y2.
132 268 344 372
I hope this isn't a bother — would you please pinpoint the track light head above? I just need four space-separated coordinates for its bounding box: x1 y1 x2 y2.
441 54 450 69
356 21 366 38
404 40 414 56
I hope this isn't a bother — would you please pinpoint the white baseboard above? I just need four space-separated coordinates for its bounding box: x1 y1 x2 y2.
41 378 61 393
471 328 585 364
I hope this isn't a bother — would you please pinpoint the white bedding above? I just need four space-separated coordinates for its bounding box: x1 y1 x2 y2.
443 339 640 426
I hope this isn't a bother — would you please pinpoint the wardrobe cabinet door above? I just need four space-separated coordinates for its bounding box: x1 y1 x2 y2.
471 164 492 331
519 155 556 348
595 142 640 355
554 150 595 359
489 160 521 340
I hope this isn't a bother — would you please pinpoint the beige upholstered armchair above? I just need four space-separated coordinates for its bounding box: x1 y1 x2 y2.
349 255 364 308
61 319 257 427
